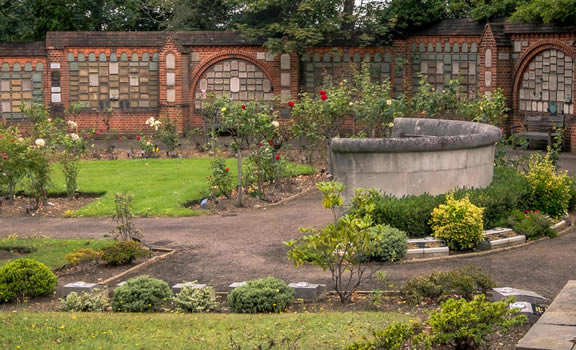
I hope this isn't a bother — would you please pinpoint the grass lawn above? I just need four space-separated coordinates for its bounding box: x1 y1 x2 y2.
0 238 113 270
0 311 412 349
46 158 315 217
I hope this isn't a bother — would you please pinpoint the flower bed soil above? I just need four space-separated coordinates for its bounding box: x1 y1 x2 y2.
0 196 97 218
189 173 327 215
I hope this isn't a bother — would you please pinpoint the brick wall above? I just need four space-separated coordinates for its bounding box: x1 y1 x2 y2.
3 28 576 150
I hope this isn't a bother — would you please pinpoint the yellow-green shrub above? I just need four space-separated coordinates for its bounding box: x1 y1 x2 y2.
65 248 102 265
430 193 484 251
525 153 573 218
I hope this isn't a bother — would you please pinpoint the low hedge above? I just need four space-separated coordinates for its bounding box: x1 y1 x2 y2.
355 167 531 238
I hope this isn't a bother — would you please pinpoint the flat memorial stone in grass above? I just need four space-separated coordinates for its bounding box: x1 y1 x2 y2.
493 287 548 305
63 281 104 296
172 282 208 294
288 282 327 301
228 282 247 292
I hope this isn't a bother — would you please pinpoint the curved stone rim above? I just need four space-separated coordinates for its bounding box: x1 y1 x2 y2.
330 118 502 153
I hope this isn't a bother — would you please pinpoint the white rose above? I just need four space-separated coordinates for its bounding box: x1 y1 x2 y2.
18 137 24 142
271 121 280 128
70 133 80 141
35 139 45 147
67 120 78 128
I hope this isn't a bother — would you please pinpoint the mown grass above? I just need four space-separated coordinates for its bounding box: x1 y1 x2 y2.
0 311 412 349
0 238 113 270
44 158 314 217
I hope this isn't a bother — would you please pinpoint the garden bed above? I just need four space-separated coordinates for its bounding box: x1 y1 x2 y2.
0 196 98 218
192 173 326 214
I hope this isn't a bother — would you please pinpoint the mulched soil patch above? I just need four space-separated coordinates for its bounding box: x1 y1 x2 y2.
191 173 328 215
0 196 97 218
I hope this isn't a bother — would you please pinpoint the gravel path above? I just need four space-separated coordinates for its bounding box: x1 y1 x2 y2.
2 189 576 298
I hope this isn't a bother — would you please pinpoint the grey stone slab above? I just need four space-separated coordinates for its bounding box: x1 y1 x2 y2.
547 281 576 313
539 311 576 326
228 282 247 292
62 281 104 296
288 282 327 301
172 282 208 294
494 287 548 305
516 324 576 350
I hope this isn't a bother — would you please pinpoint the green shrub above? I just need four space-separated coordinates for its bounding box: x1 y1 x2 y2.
344 322 419 350
357 167 530 238
508 210 556 240
111 276 172 312
367 193 443 238
65 248 102 265
227 277 295 313
430 193 484 251
421 295 527 348
100 241 149 265
401 266 496 305
526 153 573 218
365 224 408 262
462 167 531 228
173 284 218 313
60 292 109 312
0 258 57 303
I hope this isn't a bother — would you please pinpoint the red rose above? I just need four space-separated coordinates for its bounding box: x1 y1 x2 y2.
118 137 123 141
321 94 327 100
525 210 529 214
10 139 14 142
269 141 273 145
535 210 539 213
137 136 141 140
259 143 263 147
225 168 229 172
0 135 3 138
275 155 280 160
3 156 7 160
241 104 246 110
95 131 100 135
288 101 295 107
319 90 326 95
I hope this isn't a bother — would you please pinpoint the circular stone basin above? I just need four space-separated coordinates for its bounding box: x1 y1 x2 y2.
329 118 502 201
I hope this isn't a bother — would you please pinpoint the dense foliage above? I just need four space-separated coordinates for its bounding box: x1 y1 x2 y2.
173 285 218 313
60 292 109 312
0 258 57 303
400 266 497 305
356 167 531 238
227 277 294 313
111 276 172 312
430 193 485 251
3 0 562 51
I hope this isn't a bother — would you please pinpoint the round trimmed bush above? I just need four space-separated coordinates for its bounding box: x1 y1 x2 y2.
111 276 172 312
367 224 408 262
430 193 484 251
227 277 295 313
0 258 57 303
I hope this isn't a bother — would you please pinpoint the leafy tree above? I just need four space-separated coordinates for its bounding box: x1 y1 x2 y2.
510 0 576 24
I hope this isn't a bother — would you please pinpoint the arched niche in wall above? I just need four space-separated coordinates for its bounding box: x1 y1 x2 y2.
518 48 574 115
193 58 274 111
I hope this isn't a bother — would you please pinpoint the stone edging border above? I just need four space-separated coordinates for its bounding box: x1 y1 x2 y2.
100 247 176 286
398 219 571 265
262 187 317 208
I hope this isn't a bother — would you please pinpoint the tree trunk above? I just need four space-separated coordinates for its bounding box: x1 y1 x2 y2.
342 0 355 32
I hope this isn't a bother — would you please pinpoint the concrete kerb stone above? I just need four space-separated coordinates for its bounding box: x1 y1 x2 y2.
172 282 209 294
102 247 176 290
398 219 571 265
